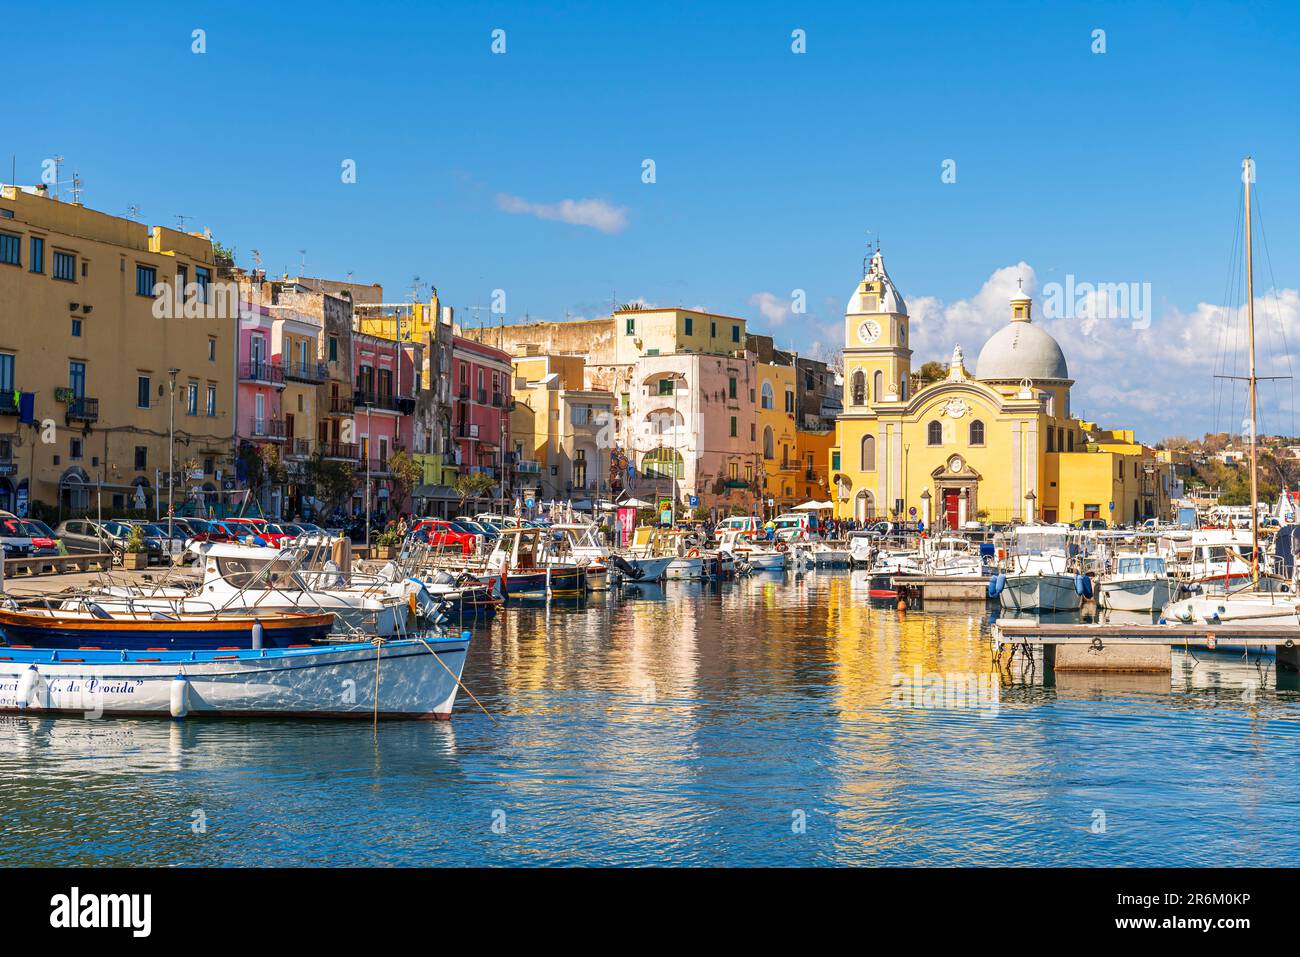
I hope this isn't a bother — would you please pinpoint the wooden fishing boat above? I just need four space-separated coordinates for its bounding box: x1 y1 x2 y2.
0 632 471 720
0 605 335 652
484 528 588 600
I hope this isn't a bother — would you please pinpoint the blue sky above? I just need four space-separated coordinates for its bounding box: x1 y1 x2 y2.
9 1 1300 441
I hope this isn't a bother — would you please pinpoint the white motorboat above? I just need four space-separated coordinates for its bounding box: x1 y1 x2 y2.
76 543 431 636
1162 586 1300 627
1098 552 1175 612
628 527 705 580
716 530 788 572
0 634 471 720
1165 528 1259 595
920 536 987 577
996 525 1084 612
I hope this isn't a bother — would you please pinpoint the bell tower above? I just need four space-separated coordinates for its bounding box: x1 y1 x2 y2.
843 246 912 410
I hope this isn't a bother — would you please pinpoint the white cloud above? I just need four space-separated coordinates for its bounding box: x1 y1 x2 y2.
900 263 1300 440
495 193 629 234
748 291 793 328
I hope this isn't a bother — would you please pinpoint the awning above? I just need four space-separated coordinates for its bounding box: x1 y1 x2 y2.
413 484 459 499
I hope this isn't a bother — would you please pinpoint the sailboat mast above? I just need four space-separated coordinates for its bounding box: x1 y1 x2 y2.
1244 156 1259 583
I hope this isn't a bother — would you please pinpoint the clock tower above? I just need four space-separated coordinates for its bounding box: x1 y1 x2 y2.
843 247 912 410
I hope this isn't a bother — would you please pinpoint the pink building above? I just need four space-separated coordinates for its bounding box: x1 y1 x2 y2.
236 304 288 512
352 331 418 517
451 337 512 480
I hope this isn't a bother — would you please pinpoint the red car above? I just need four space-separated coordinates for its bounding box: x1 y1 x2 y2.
413 519 477 555
222 517 295 548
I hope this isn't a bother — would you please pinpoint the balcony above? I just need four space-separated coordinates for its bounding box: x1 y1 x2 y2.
287 438 312 459
458 386 470 400
515 459 541 475
491 393 503 408
322 441 360 462
353 390 412 413
283 360 328 384
363 458 390 475
0 391 20 416
251 417 287 441
240 361 284 385
328 394 355 415
66 397 99 423
456 422 481 439
477 388 487 404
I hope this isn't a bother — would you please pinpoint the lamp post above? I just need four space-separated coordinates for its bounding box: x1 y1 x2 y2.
167 368 179 544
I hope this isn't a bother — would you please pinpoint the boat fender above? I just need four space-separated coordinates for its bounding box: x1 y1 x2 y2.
251 619 264 650
16 665 44 710
461 630 472 641
170 674 190 719
987 574 1006 597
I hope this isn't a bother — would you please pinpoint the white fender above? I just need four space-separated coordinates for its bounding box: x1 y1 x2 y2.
170 673 190 718
16 665 47 710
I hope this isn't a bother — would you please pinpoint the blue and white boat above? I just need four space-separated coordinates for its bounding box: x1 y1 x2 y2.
0 632 472 720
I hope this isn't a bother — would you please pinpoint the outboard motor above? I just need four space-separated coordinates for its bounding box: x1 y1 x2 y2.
609 554 645 580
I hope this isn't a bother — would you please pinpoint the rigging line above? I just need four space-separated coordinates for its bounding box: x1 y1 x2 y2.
1252 184 1296 438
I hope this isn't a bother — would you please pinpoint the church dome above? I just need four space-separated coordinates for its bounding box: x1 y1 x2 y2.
975 292 1069 381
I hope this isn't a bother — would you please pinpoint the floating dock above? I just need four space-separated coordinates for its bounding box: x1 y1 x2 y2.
992 620 1300 672
893 574 992 602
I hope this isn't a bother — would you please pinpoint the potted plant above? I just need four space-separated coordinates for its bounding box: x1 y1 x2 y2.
373 525 402 560
122 525 149 570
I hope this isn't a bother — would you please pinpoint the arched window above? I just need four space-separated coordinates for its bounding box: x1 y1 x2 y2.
761 381 774 410
873 370 884 400
851 371 866 405
763 426 774 459
927 421 943 446
642 448 683 479
969 420 985 446
860 434 876 471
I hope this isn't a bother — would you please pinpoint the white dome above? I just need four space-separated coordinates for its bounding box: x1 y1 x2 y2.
976 320 1069 381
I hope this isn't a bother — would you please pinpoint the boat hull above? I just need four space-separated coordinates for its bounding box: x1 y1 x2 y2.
0 637 469 719
1099 577 1174 612
999 574 1083 612
666 557 705 580
0 609 335 652
501 567 587 600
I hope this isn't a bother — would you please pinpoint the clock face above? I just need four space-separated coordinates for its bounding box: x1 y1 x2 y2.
950 457 964 473
858 320 881 344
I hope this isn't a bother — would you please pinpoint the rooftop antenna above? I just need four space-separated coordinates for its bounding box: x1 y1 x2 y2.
51 155 64 200
299 250 307 275
175 213 191 231
127 205 140 221
70 172 82 204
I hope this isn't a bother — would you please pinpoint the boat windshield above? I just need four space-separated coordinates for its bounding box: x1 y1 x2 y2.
216 557 305 590
1143 557 1166 574
1117 557 1143 575
1015 532 1067 555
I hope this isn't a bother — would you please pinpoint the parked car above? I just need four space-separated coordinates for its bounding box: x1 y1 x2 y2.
413 518 478 554
220 517 294 547
0 517 42 559
1072 518 1109 531
170 517 236 545
54 519 166 566
123 520 187 563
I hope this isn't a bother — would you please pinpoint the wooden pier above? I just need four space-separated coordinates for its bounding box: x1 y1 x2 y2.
992 620 1300 672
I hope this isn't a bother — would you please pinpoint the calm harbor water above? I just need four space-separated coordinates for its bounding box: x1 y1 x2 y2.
2 569 1298 867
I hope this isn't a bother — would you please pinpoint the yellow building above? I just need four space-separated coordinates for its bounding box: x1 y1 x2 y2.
0 184 235 517
509 354 614 501
757 360 800 510
830 249 1168 527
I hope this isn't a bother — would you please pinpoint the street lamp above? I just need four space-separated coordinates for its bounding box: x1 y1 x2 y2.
167 368 179 544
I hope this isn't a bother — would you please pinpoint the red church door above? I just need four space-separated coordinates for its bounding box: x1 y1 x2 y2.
943 489 960 529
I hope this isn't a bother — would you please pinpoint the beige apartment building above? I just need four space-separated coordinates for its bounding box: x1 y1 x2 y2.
0 185 235 517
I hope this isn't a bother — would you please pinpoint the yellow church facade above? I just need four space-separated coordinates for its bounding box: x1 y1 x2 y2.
829 251 1169 528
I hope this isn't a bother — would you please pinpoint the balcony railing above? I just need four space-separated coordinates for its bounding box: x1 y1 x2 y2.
458 386 470 400
491 393 503 407
240 361 284 385
328 394 355 415
354 390 411 413
456 422 481 439
515 459 541 475
66 397 99 423
0 391 20 415
477 388 487 404
287 438 312 458
251 417 287 440
283 360 328 384
322 441 360 461
363 458 390 475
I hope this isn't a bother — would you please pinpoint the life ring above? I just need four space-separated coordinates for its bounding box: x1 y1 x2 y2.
775 542 789 553
688 548 701 558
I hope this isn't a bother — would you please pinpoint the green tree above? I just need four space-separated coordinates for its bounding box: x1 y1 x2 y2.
305 454 357 514
386 448 422 512
454 472 497 511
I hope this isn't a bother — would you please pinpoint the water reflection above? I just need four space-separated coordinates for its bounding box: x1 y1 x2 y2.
2 570 1300 866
